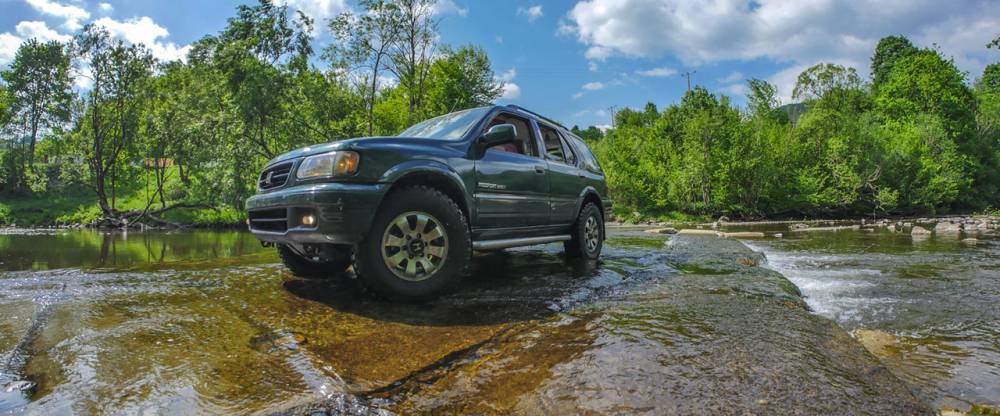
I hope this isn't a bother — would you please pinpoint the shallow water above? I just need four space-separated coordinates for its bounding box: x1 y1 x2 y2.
0 227 937 414
744 226 1000 411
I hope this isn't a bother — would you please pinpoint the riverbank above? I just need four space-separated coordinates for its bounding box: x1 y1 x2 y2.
0 227 939 414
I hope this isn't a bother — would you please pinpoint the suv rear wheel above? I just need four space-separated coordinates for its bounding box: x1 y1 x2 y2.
565 203 604 259
277 244 351 278
354 186 470 301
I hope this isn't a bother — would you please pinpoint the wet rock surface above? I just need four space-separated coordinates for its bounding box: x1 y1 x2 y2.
0 228 933 414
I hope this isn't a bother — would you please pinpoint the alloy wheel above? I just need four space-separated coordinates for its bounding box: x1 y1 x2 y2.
380 211 449 281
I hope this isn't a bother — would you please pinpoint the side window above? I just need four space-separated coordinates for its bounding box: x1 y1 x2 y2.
559 134 578 166
540 125 565 163
569 135 603 174
484 113 539 157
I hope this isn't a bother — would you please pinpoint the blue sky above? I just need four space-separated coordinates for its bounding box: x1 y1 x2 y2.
2 0 998 130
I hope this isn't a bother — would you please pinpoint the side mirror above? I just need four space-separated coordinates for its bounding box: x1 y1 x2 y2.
479 124 516 146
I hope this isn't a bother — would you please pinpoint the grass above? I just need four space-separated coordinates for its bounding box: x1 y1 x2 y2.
0 167 245 227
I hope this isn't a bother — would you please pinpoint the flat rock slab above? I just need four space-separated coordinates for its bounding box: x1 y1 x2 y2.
292 235 932 415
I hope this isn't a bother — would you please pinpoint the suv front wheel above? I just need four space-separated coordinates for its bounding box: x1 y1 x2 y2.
354 186 470 301
565 203 604 260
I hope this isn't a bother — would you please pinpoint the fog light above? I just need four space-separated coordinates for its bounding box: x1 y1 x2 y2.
302 214 316 226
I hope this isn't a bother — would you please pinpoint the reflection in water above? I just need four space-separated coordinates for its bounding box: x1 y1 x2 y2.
0 229 269 271
746 228 1000 411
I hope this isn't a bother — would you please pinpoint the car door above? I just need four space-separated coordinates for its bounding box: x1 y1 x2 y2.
473 113 550 228
539 124 585 225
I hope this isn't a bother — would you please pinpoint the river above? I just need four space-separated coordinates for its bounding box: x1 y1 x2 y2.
0 225 994 414
743 225 1000 412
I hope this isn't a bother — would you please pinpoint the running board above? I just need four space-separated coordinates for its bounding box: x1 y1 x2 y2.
472 235 571 250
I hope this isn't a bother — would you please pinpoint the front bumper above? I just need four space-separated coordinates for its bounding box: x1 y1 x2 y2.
246 182 387 246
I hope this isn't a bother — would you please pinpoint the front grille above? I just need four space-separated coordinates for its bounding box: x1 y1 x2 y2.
248 208 288 232
258 161 293 190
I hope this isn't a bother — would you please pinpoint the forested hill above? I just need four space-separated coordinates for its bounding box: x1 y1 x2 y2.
0 0 998 226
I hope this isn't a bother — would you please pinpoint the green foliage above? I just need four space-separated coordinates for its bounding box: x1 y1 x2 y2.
424 45 504 114
593 36 1000 219
871 35 917 87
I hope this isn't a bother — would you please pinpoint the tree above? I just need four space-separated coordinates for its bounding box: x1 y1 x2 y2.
389 0 438 118
73 25 155 215
1 39 73 169
423 45 503 114
327 0 403 136
978 63 1000 95
571 125 604 142
746 78 780 118
988 35 999 49
871 36 917 88
792 63 864 103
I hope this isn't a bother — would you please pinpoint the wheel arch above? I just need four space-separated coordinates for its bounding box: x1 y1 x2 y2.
577 187 605 220
376 160 472 226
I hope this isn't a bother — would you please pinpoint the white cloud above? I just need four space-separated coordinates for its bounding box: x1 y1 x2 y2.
720 83 748 96
718 71 743 83
564 0 1000 92
16 21 72 43
0 33 21 66
588 61 598 72
272 0 350 35
0 21 72 66
434 0 468 17
501 83 521 99
572 92 584 99
582 81 605 91
517 5 543 22
495 66 519 100
25 0 90 30
636 66 676 77
93 16 191 62
495 35 503 44
98 3 113 13
497 67 517 82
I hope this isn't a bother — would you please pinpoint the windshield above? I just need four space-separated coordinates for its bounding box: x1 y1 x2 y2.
398 107 490 140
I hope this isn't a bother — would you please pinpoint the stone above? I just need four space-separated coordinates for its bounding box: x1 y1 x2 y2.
911 226 931 236
962 238 979 245
718 232 766 239
790 223 809 230
772 233 783 238
935 222 962 235
645 227 678 235
677 229 719 236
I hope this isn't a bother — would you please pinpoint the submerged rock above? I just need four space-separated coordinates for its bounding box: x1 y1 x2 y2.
645 227 678 235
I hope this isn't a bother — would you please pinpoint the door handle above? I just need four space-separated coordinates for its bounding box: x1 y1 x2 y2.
534 165 545 174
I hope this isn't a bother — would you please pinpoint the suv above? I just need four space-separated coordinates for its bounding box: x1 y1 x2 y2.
247 105 611 301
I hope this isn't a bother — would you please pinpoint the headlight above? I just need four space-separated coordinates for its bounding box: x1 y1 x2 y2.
296 151 360 179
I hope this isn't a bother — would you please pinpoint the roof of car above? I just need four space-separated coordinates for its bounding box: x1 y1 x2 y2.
498 104 569 131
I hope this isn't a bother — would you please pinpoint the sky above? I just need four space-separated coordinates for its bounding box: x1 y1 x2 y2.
1 0 999 130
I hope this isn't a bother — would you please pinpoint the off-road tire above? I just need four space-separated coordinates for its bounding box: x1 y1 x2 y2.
353 185 471 302
277 244 351 278
564 203 604 260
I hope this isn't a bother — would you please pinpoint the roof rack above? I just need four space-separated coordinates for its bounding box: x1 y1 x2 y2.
505 104 568 130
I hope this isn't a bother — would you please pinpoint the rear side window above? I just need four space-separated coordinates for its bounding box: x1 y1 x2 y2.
568 135 603 174
559 133 578 166
540 125 566 163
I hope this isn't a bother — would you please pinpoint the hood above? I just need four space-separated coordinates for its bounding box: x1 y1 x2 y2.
264 136 449 167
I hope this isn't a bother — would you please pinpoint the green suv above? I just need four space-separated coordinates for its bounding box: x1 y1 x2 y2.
247 105 610 301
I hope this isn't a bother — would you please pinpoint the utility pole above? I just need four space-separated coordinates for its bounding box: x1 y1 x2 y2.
681 70 697 92
608 105 617 128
